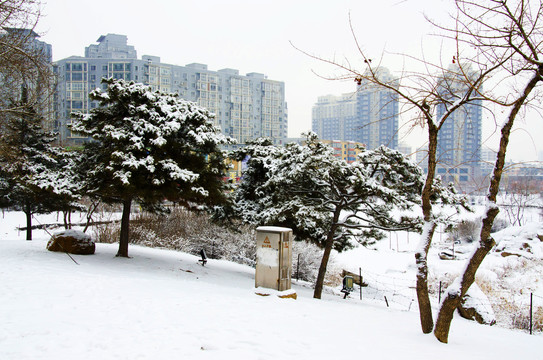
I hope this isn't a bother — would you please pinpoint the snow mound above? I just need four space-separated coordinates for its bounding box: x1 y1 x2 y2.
459 283 496 325
52 229 93 243
492 222 543 259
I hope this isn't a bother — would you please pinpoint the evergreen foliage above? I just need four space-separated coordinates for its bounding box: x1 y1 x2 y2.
71 78 234 257
0 88 78 240
231 133 423 247
229 132 467 298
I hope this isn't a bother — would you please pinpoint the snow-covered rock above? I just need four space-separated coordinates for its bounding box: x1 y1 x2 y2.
458 283 496 325
46 230 95 255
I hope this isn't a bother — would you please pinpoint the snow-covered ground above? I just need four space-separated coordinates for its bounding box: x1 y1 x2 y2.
1 211 542 359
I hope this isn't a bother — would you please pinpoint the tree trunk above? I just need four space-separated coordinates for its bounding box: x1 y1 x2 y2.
63 211 68 229
313 235 335 299
415 121 439 333
434 70 542 343
116 198 132 258
25 204 32 241
314 210 341 299
434 213 497 343
83 201 99 233
415 221 437 333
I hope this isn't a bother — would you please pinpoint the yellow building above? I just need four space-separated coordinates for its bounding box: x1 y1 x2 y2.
318 140 365 164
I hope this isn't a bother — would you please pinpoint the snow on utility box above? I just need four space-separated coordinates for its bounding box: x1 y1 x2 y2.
255 226 293 293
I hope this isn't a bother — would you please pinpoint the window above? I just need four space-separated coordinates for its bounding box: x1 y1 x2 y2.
71 73 83 81
70 101 83 109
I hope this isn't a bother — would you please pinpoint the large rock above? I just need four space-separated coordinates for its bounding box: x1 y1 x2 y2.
458 283 496 325
47 230 95 255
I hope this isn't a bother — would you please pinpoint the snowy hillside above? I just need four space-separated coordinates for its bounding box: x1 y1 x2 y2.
1 212 542 359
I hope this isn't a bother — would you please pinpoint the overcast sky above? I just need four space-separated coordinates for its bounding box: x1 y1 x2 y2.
36 0 542 162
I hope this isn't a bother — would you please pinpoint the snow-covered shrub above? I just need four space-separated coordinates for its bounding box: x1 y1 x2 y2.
93 221 120 244
448 218 481 243
127 207 257 266
448 217 510 245
292 240 325 282
491 217 510 233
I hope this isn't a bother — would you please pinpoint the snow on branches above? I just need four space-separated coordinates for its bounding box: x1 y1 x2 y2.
70 78 235 256
231 132 425 250
71 78 234 205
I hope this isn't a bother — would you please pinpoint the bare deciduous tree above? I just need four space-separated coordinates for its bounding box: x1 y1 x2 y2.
296 0 542 342
503 178 540 226
433 0 543 342
0 1 54 131
293 14 501 334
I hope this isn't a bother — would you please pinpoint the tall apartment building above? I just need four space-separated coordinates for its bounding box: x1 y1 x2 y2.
311 93 357 143
434 65 483 185
0 28 54 130
53 34 288 146
312 67 398 150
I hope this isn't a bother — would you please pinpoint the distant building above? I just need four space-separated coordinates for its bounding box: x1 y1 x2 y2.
415 145 428 168
312 67 398 150
397 142 413 160
284 137 304 145
480 147 497 179
318 139 364 164
433 65 483 187
53 34 288 146
0 28 54 130
312 93 357 143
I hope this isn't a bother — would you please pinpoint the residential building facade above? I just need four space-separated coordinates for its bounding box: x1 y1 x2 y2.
53 34 288 146
434 65 483 186
312 67 398 150
318 139 364 163
0 28 54 130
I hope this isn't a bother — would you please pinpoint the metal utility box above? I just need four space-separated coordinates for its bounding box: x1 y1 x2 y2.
255 226 293 291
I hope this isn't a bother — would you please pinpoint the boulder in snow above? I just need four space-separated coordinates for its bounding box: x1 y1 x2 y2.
458 283 496 326
47 230 95 255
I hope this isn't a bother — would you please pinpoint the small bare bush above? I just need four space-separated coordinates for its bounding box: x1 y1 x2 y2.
491 217 510 233
448 219 481 243
292 240 326 283
92 221 120 244
447 217 511 245
127 207 257 266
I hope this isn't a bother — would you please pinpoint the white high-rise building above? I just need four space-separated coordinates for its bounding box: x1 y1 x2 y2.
54 34 288 146
312 67 399 150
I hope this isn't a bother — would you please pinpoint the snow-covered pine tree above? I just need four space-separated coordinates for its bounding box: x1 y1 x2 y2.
0 87 78 240
231 133 427 299
71 78 234 257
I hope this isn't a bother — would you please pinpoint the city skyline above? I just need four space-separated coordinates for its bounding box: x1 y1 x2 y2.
312 67 399 151
53 34 287 146
35 0 542 162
